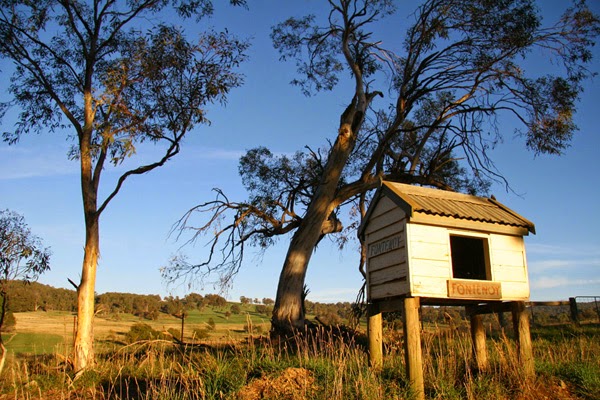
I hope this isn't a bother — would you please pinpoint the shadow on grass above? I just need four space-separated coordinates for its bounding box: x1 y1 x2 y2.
531 323 600 342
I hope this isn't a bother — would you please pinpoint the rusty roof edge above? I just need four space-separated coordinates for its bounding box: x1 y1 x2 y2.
487 197 536 235
384 181 488 204
360 181 536 237
384 181 536 235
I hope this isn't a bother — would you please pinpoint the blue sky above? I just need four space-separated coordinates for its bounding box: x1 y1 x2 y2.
1 1 599 303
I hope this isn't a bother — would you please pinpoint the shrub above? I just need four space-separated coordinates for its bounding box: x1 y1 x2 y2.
193 328 211 340
243 323 263 334
316 311 342 326
124 323 163 343
2 311 16 332
255 304 272 315
167 327 181 340
207 318 216 330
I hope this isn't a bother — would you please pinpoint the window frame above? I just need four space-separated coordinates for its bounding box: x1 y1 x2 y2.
448 232 492 281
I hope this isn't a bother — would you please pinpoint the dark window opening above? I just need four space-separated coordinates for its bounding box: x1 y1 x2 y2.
450 235 489 280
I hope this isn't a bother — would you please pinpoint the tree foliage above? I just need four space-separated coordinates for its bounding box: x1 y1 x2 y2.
0 210 51 324
167 0 600 312
0 0 248 212
3 281 76 312
0 209 51 372
0 210 51 285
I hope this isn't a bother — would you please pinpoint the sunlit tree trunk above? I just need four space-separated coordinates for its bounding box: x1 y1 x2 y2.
272 118 359 334
74 219 99 371
73 90 99 372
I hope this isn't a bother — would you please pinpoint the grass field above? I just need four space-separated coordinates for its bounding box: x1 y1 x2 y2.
1 332 65 355
5 307 272 348
1 308 599 399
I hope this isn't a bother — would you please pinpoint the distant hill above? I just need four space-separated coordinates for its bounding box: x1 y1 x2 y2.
3 280 77 312
2 281 357 325
2 281 241 321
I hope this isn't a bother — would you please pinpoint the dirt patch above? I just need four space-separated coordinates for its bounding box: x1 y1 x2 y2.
235 367 318 400
521 378 584 400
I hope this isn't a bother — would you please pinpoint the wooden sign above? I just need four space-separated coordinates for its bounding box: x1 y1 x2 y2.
368 235 402 257
447 279 502 300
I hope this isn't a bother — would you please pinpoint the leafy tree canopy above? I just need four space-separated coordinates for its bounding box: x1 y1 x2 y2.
0 209 50 287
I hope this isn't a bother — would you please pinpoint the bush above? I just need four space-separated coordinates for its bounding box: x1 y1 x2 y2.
255 304 272 315
125 323 163 343
193 328 211 340
206 318 216 330
167 327 181 340
243 323 263 334
2 310 16 332
316 311 342 326
142 310 159 320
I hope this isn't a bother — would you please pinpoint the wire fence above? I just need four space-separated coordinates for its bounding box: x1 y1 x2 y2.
528 296 600 326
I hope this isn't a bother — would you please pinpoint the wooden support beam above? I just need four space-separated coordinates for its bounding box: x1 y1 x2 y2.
465 301 513 316
511 301 534 379
403 297 424 400
367 303 383 369
469 312 489 372
528 300 570 307
376 297 406 313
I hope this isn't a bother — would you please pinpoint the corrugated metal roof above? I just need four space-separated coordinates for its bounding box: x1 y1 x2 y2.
382 181 535 233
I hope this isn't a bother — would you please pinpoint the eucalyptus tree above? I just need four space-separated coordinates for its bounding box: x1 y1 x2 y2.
0 209 51 373
0 0 248 370
166 0 599 335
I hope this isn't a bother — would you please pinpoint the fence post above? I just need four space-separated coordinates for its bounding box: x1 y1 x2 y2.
181 313 185 343
569 297 579 324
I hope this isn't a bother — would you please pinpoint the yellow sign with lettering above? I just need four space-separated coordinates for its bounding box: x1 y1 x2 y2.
447 279 502 300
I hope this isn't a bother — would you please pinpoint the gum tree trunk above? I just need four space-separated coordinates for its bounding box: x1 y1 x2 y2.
271 111 362 335
73 218 99 372
73 90 99 372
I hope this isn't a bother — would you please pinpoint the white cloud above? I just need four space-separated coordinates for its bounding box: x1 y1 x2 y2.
194 148 245 161
307 288 359 303
529 258 600 272
0 146 76 180
527 242 600 258
531 276 600 289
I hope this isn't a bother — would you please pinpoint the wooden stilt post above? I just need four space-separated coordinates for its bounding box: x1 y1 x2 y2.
469 310 488 372
403 297 424 400
367 303 383 369
511 301 534 379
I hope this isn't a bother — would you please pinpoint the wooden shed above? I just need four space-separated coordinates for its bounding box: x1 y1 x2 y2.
359 182 537 399
359 181 536 304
